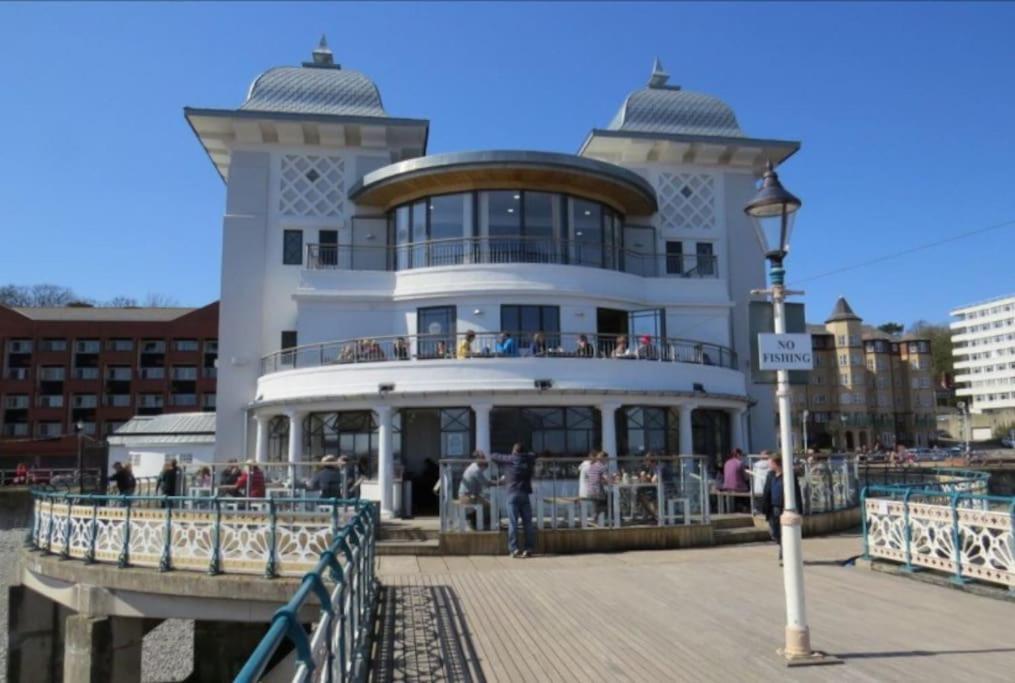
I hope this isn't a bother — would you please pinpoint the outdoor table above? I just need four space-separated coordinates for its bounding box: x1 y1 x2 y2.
609 481 658 527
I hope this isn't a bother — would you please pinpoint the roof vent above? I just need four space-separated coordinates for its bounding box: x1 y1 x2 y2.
648 57 673 89
304 34 340 69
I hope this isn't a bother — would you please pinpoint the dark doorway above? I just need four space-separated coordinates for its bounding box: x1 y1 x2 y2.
403 409 442 515
596 308 627 355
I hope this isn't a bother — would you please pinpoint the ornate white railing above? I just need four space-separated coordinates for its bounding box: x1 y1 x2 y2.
862 469 1014 589
29 492 365 577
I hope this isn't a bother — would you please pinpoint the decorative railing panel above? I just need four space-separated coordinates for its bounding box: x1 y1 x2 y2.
862 469 1014 589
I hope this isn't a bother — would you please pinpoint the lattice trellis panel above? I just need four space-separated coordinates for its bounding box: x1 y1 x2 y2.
657 173 715 230
279 155 345 217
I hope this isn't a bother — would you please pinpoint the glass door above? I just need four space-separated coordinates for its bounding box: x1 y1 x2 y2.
628 309 666 359
417 306 456 359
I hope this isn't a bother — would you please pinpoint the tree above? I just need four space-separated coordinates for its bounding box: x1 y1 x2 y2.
877 322 904 336
142 293 179 308
0 284 32 307
907 320 953 383
30 284 76 307
104 296 139 308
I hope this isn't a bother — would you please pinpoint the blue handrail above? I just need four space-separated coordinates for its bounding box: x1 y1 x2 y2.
234 500 377 683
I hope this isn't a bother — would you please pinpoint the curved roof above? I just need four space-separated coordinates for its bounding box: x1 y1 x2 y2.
349 150 658 215
240 38 387 118
607 59 743 138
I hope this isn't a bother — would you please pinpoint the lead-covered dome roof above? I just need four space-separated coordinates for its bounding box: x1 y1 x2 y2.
240 37 387 118
607 59 743 138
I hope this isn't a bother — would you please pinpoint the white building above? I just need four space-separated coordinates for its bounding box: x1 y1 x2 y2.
108 412 216 478
187 41 800 517
951 293 1015 414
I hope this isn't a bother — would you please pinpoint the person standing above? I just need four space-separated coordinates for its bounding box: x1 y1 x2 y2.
490 443 537 558
309 455 344 498
457 451 494 530
157 460 179 507
760 451 801 563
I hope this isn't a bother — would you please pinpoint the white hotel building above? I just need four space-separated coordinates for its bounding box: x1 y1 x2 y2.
951 294 1015 415
186 42 800 517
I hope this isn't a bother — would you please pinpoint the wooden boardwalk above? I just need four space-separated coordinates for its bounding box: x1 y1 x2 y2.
372 534 1015 682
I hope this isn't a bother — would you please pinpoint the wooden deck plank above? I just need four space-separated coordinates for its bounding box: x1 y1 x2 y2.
374 535 1015 682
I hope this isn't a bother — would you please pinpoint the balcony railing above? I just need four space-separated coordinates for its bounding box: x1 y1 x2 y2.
305 238 719 278
261 330 737 376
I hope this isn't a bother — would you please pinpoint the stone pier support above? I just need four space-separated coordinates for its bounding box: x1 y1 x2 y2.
7 584 63 683
63 613 143 683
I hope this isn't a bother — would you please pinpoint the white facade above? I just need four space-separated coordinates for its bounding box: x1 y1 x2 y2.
107 413 216 478
188 44 798 516
951 293 1015 413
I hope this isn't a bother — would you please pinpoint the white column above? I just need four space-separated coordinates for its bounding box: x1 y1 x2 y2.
286 410 303 464
473 403 492 455
679 404 696 454
254 415 269 464
599 402 620 471
730 408 746 452
375 405 394 519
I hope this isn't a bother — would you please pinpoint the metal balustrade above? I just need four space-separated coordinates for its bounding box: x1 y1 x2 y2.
438 455 712 532
1 467 101 488
234 501 377 683
742 454 860 516
860 468 1013 589
305 238 718 278
29 489 368 578
260 330 737 376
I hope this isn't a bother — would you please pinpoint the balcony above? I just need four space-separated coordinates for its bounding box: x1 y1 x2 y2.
262 331 736 376
171 393 198 407
73 367 100 381
106 367 133 381
2 423 28 437
138 367 165 380
75 340 101 354
73 395 98 409
172 367 199 381
37 395 64 409
4 396 29 409
4 368 29 381
304 240 718 279
104 394 131 408
39 367 66 381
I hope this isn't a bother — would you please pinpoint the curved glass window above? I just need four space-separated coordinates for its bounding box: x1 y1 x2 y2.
387 190 628 273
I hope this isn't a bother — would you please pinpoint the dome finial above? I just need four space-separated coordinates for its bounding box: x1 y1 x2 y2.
306 34 340 69
648 57 670 88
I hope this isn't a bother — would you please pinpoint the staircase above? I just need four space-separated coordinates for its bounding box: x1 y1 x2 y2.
712 514 772 545
377 521 441 556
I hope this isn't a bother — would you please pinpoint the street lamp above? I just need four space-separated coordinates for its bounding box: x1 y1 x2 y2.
74 420 85 490
745 162 829 665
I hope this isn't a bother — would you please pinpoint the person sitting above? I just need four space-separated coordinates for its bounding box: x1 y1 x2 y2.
612 335 632 358
339 343 357 363
309 455 345 499
530 332 548 357
435 340 449 358
228 461 266 498
495 332 517 356
457 330 476 359
575 334 594 358
457 450 494 530
636 335 658 360
366 339 386 361
195 466 212 488
393 337 410 360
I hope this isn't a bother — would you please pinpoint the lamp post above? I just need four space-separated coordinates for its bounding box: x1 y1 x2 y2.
745 162 829 665
74 420 84 490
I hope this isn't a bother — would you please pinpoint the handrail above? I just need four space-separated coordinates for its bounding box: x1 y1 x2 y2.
1 467 102 487
304 238 719 279
234 500 377 683
260 329 737 376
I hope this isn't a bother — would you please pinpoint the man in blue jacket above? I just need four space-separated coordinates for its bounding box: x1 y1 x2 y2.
760 451 802 564
490 443 536 557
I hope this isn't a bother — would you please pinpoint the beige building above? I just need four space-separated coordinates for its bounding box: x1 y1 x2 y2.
785 298 936 451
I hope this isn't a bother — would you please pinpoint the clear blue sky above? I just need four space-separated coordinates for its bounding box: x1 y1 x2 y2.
2 2 1014 327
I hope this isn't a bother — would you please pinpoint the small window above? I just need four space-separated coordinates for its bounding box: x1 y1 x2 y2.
283 230 303 265
665 241 683 275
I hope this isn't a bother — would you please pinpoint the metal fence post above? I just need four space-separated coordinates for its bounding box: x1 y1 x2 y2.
902 488 913 572
860 487 870 560
86 497 98 564
25 495 37 549
62 495 72 559
1009 500 1015 595
265 498 278 578
209 497 221 576
119 497 132 568
949 492 965 585
46 495 56 554
160 498 172 572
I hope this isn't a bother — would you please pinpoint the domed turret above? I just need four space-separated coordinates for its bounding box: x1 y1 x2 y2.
607 59 743 138
240 36 387 118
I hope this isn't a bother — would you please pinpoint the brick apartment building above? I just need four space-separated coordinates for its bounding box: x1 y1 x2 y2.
0 302 218 467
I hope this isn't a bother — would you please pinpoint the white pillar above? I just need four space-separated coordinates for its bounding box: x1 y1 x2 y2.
286 410 303 464
254 415 269 464
473 403 492 455
599 402 620 471
375 405 394 519
730 408 746 452
679 404 695 454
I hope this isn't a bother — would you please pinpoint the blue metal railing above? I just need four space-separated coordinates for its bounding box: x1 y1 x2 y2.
235 500 377 682
861 468 1014 590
